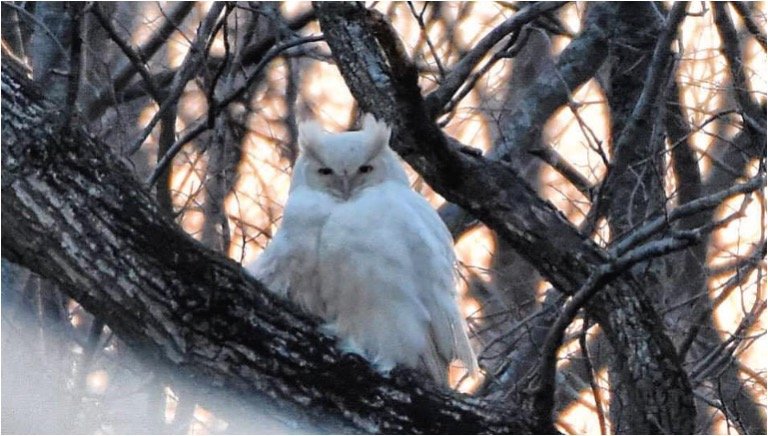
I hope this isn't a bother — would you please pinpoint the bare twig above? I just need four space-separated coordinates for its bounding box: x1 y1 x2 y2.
218 34 323 109
677 241 766 358
487 2 619 161
115 3 195 87
690 298 767 382
529 143 595 198
530 171 762 428
496 1 575 38
439 26 537 124
406 1 445 79
530 227 705 427
662 243 763 313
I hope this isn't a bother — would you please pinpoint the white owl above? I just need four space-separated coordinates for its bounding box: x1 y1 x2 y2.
247 114 477 385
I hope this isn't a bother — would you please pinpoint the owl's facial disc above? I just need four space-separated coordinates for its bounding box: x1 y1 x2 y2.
297 123 402 200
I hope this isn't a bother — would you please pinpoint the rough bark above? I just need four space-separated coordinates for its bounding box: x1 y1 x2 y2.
316 3 696 433
603 3 667 239
600 4 668 431
1 61 538 434
480 24 550 395
7 2 762 434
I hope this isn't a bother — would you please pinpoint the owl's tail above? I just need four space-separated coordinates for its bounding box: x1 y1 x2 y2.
452 320 479 377
421 337 450 387
424 309 479 388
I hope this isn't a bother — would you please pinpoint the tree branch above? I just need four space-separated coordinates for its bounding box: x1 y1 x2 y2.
530 171 764 426
712 2 765 126
610 175 765 257
531 227 706 428
528 143 594 198
489 2 617 160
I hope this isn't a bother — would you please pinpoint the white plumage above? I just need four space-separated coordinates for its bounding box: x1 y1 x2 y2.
247 114 477 385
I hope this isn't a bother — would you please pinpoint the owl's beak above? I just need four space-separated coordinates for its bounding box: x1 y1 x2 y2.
340 177 352 200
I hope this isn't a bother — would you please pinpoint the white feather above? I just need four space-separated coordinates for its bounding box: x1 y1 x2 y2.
246 186 338 316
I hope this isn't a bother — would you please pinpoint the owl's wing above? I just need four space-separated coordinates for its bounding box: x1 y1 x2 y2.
246 226 291 296
393 185 479 378
318 181 477 383
245 187 337 315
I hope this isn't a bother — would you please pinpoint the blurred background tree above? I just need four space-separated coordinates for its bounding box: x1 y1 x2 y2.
1 2 765 434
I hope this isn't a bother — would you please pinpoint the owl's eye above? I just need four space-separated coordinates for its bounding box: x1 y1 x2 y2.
359 165 374 174
318 167 334 175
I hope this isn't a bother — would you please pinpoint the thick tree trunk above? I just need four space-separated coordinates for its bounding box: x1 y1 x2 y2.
1 61 536 434
600 4 668 431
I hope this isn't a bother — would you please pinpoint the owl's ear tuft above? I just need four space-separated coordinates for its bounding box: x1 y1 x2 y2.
361 113 391 151
297 119 325 158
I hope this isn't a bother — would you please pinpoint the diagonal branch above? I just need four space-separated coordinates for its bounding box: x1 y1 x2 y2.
528 143 594 198
489 2 618 160
730 1 767 50
531 172 763 426
91 4 163 102
712 2 764 127
610 175 765 257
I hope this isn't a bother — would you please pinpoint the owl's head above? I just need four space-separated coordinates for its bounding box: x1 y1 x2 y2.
292 114 409 199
